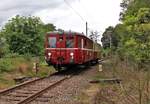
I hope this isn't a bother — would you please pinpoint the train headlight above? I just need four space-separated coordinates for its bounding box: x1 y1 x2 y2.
48 53 51 56
70 52 74 56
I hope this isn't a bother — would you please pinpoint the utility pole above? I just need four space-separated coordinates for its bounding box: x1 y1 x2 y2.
86 22 88 37
108 30 112 49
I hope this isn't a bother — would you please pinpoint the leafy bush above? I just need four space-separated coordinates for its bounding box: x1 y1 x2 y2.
1 15 56 56
0 56 32 73
0 59 12 72
0 37 9 58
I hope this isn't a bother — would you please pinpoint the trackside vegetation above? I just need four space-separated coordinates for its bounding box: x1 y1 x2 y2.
0 15 56 56
101 0 150 70
0 15 57 88
0 15 56 70
100 0 150 103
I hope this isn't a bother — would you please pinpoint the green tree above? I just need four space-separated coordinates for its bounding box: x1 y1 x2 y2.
38 23 56 55
1 15 56 55
0 31 9 58
120 0 150 22
101 26 118 49
117 7 150 65
89 30 100 43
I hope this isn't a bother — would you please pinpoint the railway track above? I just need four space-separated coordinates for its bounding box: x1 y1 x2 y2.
0 72 72 104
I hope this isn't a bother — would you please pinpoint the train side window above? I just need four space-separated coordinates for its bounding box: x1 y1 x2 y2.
84 40 87 48
48 37 56 48
81 39 84 48
78 37 81 48
66 36 74 48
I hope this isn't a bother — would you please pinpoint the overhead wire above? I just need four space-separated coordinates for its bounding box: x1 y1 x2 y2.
77 0 89 22
64 0 101 39
64 0 85 22
76 0 95 33
64 0 102 44
77 0 100 33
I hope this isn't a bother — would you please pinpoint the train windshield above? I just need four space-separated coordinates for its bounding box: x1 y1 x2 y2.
66 36 74 48
48 37 56 48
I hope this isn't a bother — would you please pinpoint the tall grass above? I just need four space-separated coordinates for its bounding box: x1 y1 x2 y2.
94 55 150 104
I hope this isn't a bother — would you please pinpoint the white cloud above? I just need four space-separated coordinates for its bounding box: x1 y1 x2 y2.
0 0 122 37
34 0 121 33
0 0 65 25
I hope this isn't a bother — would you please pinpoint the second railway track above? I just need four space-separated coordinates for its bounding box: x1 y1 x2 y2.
0 72 72 104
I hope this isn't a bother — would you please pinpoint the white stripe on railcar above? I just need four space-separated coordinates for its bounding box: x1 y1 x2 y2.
46 48 100 52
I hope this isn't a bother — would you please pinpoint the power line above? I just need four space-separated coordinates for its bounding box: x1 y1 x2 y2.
76 0 97 35
77 0 88 21
77 0 100 33
64 0 85 22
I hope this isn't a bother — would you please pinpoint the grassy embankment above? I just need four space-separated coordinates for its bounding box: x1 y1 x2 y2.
77 56 150 104
93 57 150 104
0 56 55 89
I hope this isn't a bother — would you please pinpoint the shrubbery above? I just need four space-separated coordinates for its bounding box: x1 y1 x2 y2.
101 0 150 70
0 15 56 73
0 59 12 72
0 53 32 73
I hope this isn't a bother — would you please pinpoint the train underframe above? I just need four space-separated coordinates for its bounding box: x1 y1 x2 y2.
46 59 99 71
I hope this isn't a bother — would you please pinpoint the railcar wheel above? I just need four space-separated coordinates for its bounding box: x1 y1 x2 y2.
53 65 62 71
46 61 51 66
96 59 99 64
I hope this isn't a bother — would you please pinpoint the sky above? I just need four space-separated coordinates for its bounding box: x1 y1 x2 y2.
0 0 122 35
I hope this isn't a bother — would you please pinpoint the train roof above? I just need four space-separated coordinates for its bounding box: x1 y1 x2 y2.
46 31 93 41
46 31 84 36
46 31 101 46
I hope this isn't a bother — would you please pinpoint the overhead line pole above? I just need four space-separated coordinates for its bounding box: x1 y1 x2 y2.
86 22 88 37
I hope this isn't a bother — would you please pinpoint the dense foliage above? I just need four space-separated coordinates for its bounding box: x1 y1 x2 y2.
0 15 56 73
101 0 150 68
101 26 118 49
0 15 56 56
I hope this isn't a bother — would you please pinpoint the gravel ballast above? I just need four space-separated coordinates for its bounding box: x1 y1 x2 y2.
30 65 100 104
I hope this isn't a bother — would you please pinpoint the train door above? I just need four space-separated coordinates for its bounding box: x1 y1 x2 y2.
57 35 65 48
81 38 86 63
77 36 82 63
66 35 75 63
56 35 66 64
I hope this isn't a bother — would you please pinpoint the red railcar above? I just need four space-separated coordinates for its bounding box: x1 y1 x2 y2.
44 31 101 71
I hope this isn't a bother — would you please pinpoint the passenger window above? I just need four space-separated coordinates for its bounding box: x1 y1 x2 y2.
48 37 56 48
81 39 84 48
84 40 87 48
66 36 74 48
78 38 81 48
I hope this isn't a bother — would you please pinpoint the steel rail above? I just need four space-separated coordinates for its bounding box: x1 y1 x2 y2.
0 72 58 96
17 76 71 104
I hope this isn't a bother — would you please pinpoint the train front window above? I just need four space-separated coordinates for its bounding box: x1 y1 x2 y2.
48 37 56 48
66 36 74 48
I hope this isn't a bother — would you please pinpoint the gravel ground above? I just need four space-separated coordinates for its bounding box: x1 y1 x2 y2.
0 74 70 104
30 65 100 104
